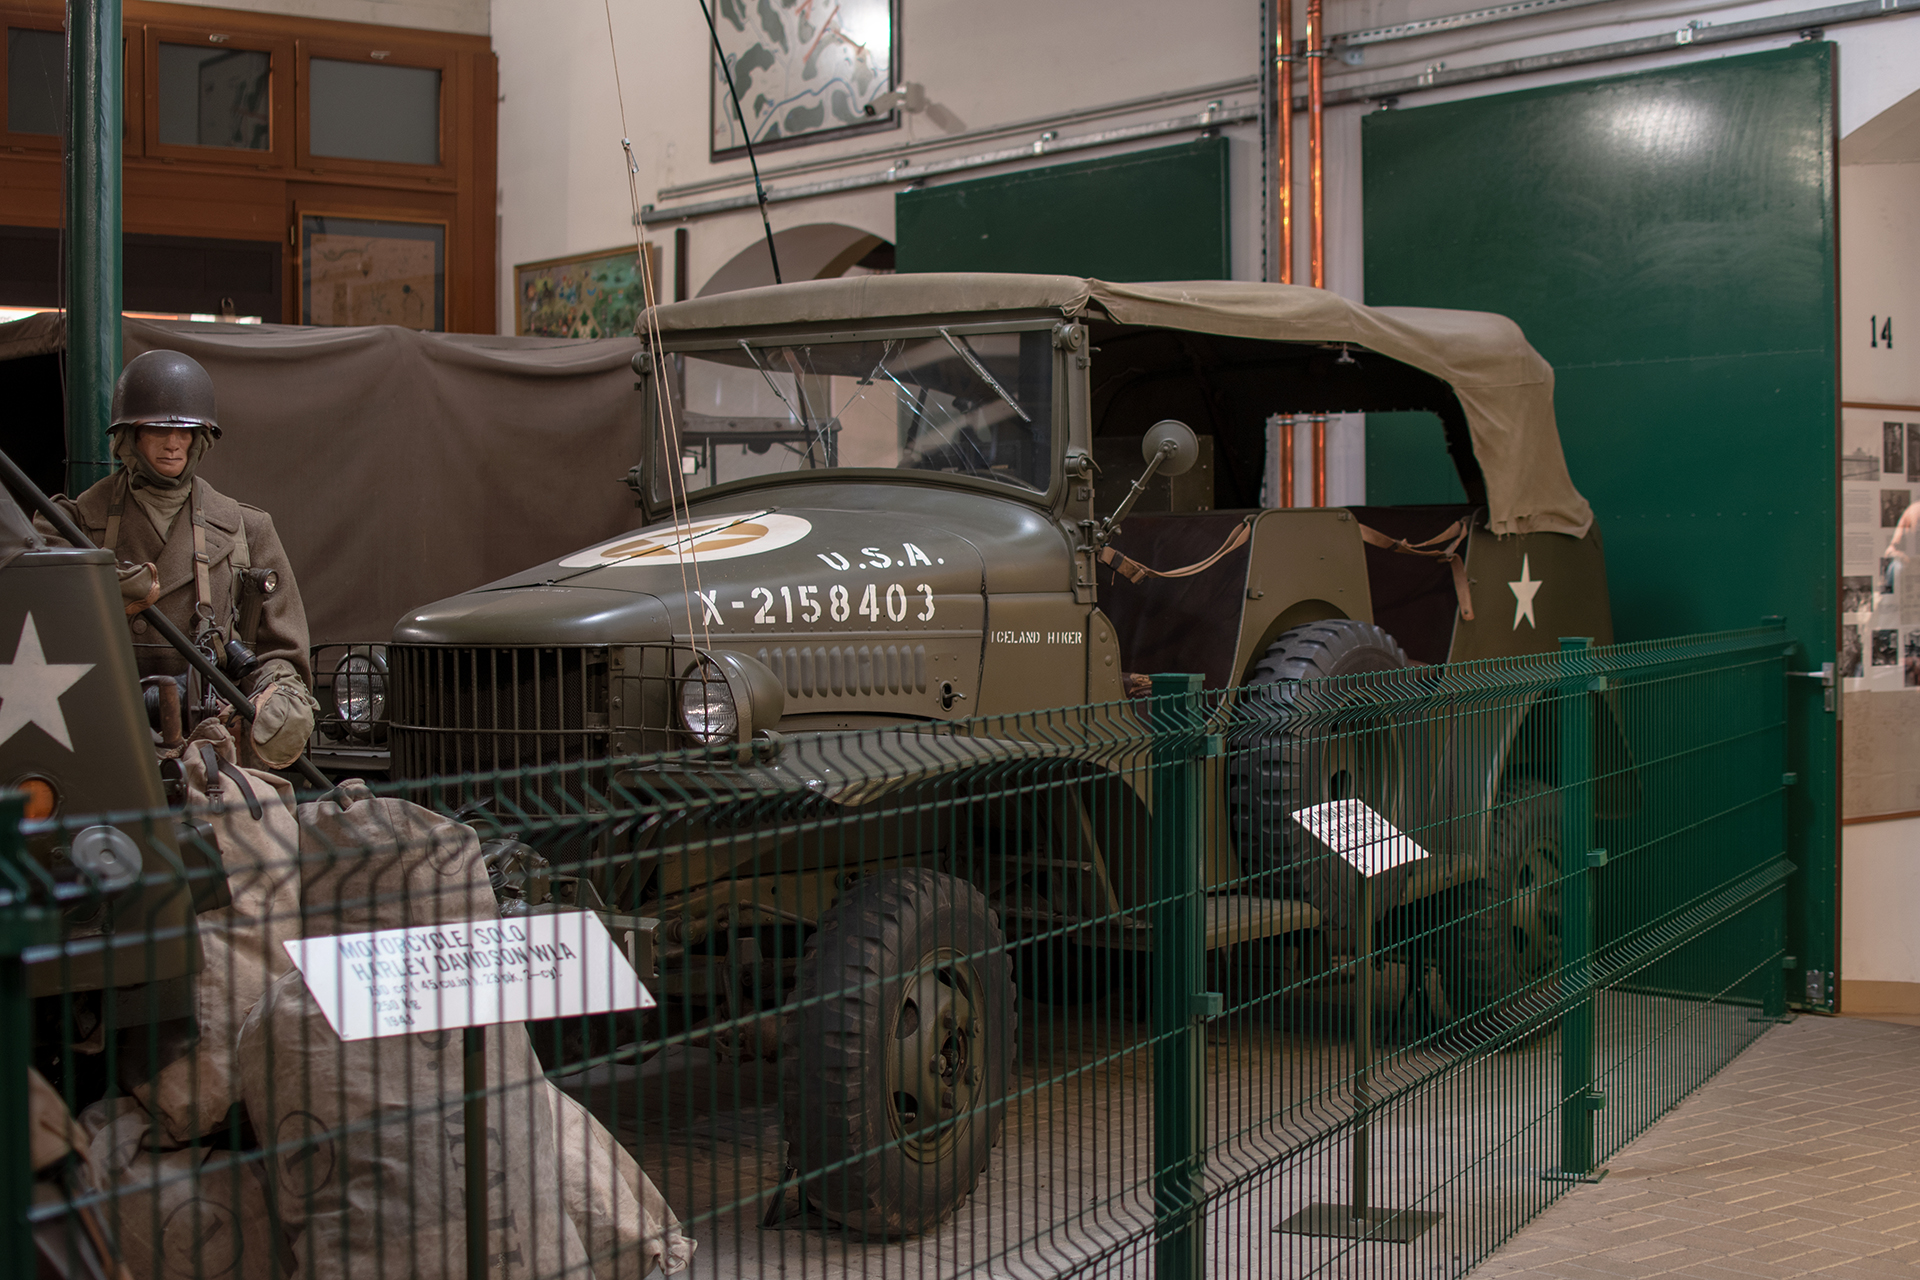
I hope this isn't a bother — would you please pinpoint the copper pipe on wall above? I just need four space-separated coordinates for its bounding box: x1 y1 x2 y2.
1280 417 1296 508
1306 0 1326 290
1276 0 1294 287
1275 0 1296 506
1312 415 1327 506
1306 0 1328 504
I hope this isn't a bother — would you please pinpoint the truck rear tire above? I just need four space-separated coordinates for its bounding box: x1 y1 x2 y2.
1446 779 1562 1018
781 868 1016 1236
1228 620 1414 877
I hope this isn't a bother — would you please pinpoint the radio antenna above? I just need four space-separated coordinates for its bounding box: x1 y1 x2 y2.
696 0 782 285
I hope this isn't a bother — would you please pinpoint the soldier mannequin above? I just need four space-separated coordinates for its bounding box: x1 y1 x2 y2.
39 349 317 768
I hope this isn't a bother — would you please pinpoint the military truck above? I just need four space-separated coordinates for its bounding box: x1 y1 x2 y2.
388 274 1613 1235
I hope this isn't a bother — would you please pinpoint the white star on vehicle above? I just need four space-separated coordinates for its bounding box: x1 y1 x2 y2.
0 614 94 751
1509 555 1543 630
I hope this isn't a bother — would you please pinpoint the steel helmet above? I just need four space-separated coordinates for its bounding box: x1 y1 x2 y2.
110 350 221 438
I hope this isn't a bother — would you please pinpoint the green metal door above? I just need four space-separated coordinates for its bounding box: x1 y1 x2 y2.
895 138 1230 280
1362 42 1838 997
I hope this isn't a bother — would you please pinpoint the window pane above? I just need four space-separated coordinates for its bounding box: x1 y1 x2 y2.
7 29 64 136
308 58 438 164
158 43 270 150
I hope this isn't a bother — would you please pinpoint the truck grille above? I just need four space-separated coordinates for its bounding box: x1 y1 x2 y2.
388 645 611 807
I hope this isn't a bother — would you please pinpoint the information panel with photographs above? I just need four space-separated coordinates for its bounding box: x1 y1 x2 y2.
1840 404 1920 817
1839 407 1920 689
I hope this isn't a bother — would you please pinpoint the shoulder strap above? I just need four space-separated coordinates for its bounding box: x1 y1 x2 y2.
102 473 126 553
189 484 216 633
229 503 251 570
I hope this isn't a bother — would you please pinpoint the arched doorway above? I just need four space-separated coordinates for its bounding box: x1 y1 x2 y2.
698 222 893 296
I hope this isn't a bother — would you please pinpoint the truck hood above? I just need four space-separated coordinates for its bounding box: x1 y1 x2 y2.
393 499 1030 647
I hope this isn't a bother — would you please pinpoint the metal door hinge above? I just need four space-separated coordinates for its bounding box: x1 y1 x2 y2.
1788 662 1835 712
1804 968 1835 1007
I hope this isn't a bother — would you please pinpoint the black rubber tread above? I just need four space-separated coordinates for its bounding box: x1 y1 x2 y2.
1446 779 1562 1017
780 867 1016 1237
1227 620 1413 874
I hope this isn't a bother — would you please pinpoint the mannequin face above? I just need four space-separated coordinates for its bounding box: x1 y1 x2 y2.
135 426 194 478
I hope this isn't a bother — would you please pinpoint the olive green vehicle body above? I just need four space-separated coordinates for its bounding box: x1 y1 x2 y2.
0 543 201 1002
390 275 1613 968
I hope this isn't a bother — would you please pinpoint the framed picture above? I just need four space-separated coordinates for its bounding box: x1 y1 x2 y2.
709 0 898 158
514 244 659 339
300 214 446 330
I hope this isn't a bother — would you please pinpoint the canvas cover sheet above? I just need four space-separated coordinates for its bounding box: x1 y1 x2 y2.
0 314 648 644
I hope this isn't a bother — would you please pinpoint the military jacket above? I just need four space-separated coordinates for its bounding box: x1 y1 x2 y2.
42 473 312 689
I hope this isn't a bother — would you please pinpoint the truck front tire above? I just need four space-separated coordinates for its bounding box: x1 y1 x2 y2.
781 867 1016 1236
1228 620 1414 877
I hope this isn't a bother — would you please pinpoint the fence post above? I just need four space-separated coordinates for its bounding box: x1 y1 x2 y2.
1149 673 1208 1280
1 792 55 1276
1556 638 1600 1179
1762 634 1791 1021
464 1025 489 1280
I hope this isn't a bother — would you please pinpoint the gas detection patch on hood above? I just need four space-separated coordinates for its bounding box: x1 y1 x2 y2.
558 511 811 569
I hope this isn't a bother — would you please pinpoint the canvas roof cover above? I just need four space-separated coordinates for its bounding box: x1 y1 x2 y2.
643 274 1592 538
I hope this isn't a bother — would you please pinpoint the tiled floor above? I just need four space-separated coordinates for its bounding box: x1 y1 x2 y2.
1468 1014 1920 1279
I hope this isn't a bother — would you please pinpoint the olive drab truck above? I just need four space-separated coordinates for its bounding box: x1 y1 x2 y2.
386 274 1614 1236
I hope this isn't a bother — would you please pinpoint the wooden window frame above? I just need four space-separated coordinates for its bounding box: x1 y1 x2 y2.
141 23 291 168
295 36 455 182
0 12 144 157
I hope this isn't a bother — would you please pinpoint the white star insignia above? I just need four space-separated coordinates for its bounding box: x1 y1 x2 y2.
0 614 95 751
1509 555 1543 631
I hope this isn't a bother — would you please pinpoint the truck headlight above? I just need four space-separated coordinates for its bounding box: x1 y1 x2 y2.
679 658 739 744
677 650 786 747
333 648 387 740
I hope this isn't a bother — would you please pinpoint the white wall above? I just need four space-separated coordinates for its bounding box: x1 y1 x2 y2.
1842 819 1920 993
1837 104 1920 1000
181 0 486 35
1840 160 1920 407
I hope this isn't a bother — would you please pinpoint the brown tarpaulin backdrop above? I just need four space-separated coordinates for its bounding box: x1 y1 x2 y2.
1 315 648 645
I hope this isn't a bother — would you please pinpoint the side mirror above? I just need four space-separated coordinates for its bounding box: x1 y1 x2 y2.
1101 419 1199 540
1142 419 1199 477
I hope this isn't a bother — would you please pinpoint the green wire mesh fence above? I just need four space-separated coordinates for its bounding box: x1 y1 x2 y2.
5 623 1795 1280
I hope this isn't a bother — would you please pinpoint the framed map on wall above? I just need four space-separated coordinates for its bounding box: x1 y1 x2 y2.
300 214 445 330
709 0 897 158
514 244 659 338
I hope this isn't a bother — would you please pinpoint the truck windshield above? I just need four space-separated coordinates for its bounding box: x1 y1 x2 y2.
650 329 1054 502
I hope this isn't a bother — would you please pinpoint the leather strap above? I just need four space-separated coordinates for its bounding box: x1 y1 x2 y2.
1356 517 1477 622
103 473 126 552
190 484 216 630
1097 517 1254 585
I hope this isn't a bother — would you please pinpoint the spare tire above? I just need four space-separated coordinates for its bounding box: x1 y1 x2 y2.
1228 620 1414 878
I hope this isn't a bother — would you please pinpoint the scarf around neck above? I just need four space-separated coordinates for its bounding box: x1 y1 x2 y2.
112 427 212 538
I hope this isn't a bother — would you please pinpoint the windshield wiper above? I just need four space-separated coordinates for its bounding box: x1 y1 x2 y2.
939 327 1031 424
737 340 835 466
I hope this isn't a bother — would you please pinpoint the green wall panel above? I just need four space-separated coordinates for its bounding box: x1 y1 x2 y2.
895 138 1229 280
1363 43 1838 984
